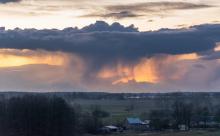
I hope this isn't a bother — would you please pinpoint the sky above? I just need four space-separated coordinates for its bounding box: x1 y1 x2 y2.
1 0 220 31
0 0 220 92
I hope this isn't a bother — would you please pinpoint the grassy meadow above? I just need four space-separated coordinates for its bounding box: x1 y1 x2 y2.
70 96 182 126
71 99 160 124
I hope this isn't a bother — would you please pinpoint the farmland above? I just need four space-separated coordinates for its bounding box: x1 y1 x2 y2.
71 98 165 124
68 92 220 125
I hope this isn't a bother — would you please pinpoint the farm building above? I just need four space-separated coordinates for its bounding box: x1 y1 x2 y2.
104 126 119 132
125 117 150 131
99 125 119 134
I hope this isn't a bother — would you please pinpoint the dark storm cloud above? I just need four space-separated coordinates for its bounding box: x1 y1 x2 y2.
0 21 220 69
0 0 20 3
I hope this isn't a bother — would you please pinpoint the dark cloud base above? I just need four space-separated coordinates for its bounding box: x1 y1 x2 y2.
0 21 220 70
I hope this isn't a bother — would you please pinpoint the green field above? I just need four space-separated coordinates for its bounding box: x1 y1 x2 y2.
70 98 172 124
68 93 220 136
70 96 219 125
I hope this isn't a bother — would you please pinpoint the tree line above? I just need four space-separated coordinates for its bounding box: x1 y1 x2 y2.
148 100 220 131
0 95 109 136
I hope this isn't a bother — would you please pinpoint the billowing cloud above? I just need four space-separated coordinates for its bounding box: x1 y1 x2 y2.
0 21 219 64
81 21 138 32
1 21 220 92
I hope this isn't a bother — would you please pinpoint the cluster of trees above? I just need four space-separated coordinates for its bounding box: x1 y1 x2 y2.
148 100 220 131
80 105 110 134
0 95 109 136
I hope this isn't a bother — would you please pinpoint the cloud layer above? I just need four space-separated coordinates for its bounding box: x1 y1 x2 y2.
1 21 220 92
1 21 220 63
83 2 213 19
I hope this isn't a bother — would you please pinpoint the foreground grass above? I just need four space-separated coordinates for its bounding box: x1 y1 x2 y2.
97 130 220 136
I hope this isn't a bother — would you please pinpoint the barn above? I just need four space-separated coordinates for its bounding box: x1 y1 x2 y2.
125 117 150 131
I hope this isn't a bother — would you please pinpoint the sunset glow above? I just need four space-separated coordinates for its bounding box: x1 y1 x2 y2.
98 53 199 85
0 49 66 67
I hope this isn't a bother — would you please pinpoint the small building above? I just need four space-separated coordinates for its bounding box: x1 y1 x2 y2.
99 125 119 134
104 125 119 132
125 117 150 131
144 120 151 127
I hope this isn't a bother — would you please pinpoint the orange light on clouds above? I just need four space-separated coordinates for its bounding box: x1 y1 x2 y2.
175 53 199 60
133 58 158 83
0 48 202 90
98 58 159 85
98 53 200 85
0 49 67 67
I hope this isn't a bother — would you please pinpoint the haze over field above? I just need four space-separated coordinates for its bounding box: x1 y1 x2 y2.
1 0 220 92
